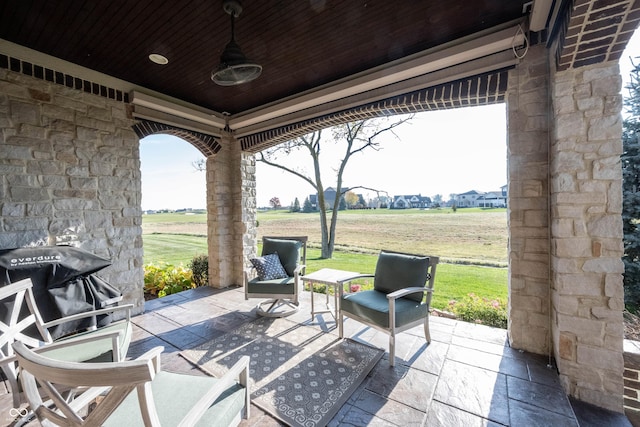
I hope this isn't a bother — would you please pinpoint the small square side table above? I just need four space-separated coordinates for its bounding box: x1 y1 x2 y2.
302 268 362 322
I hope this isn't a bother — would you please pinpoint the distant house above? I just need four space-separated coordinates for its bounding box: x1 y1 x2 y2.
476 192 507 207
454 190 484 207
454 187 507 207
391 194 432 209
309 187 348 210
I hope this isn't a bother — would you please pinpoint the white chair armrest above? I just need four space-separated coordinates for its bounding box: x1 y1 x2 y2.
50 327 124 347
178 355 251 426
135 346 164 373
1 325 130 372
135 346 164 361
42 304 133 328
35 327 127 362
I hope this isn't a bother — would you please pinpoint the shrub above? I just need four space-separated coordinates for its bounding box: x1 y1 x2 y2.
448 293 507 329
189 254 209 287
144 263 194 298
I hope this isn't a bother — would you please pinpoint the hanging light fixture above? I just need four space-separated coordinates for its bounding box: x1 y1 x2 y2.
211 0 262 86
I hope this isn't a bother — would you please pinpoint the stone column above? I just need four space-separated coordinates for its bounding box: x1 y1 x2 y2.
241 152 258 269
507 44 552 354
550 60 624 412
206 131 247 287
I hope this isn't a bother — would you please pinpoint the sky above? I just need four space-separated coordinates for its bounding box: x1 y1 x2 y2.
139 32 640 211
254 104 507 208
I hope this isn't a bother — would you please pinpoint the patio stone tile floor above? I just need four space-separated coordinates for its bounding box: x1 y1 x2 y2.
0 285 632 426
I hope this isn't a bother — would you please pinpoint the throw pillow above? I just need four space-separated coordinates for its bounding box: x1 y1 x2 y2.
250 253 289 281
262 238 302 276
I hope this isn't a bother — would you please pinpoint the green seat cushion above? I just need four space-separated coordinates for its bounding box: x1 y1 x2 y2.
40 320 132 363
262 238 301 277
341 290 428 328
373 251 430 302
247 276 296 295
103 370 246 427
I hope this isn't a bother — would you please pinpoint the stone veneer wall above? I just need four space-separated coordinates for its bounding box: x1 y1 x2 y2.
206 132 249 287
241 152 258 268
507 44 552 355
550 59 625 411
508 44 626 412
0 69 144 312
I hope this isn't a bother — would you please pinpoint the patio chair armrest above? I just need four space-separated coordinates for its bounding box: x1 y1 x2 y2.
178 355 251 426
338 274 375 285
336 274 374 298
37 327 128 362
387 287 433 300
42 304 133 328
244 267 256 283
6 328 127 368
135 346 164 373
0 354 17 367
54 327 124 346
135 346 164 361
294 264 306 276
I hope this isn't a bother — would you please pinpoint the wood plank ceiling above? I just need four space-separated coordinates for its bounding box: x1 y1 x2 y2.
0 0 528 115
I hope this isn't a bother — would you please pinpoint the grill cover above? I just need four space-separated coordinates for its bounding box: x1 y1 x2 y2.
0 246 122 339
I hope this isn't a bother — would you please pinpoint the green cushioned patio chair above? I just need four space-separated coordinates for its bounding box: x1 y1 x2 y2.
244 236 307 317
0 278 132 408
339 250 439 366
13 341 250 427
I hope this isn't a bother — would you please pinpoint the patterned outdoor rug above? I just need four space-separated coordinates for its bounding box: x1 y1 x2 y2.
181 317 383 427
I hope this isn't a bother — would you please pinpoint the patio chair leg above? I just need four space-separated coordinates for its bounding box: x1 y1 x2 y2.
424 318 431 343
266 299 278 312
339 312 344 338
256 299 299 318
389 334 395 367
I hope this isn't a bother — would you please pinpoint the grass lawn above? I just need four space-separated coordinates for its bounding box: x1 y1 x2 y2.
143 233 208 266
256 208 508 266
301 247 507 310
142 208 508 313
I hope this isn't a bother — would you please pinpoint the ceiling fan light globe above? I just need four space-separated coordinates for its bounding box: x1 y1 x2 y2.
212 63 262 86
211 12 261 86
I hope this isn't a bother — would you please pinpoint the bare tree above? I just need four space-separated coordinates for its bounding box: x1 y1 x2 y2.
269 197 281 209
257 116 412 258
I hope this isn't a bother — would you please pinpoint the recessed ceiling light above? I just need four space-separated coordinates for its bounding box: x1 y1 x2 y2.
149 54 169 65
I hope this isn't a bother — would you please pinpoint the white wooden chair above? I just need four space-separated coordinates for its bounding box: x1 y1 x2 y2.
13 341 250 427
0 278 132 407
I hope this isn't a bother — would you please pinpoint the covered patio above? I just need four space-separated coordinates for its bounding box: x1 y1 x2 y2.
1 0 640 418
0 287 629 426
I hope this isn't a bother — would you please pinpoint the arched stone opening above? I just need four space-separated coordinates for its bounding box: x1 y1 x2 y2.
132 119 229 293
132 119 222 157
